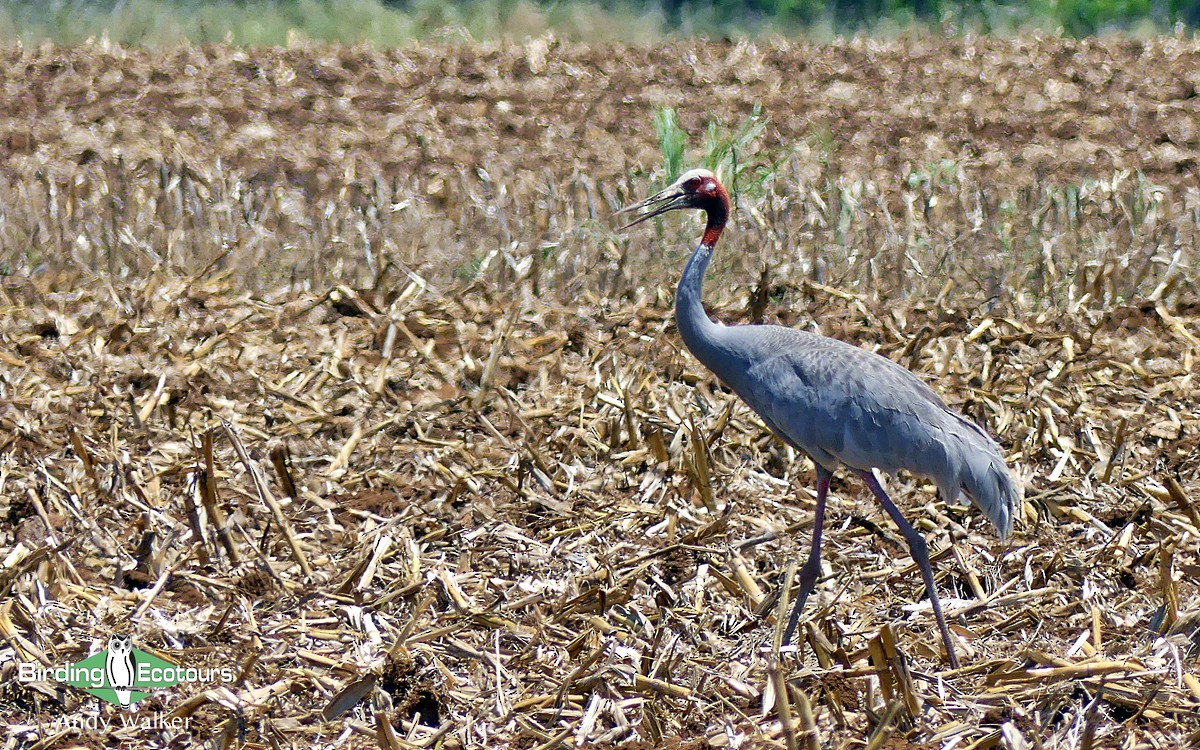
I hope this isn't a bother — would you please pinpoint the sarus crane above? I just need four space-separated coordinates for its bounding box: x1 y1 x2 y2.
620 168 1018 667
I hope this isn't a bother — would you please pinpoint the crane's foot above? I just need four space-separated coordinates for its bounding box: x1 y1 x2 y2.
781 554 821 646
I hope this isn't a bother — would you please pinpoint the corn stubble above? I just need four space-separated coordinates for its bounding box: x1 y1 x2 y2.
1 36 1199 749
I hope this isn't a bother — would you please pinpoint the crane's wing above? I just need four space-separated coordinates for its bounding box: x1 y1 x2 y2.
708 325 1016 536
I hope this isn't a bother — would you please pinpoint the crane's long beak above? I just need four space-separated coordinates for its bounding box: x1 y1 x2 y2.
617 185 690 230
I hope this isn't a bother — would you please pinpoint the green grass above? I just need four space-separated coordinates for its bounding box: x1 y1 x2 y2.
1 0 1195 45
655 108 687 183
0 0 672 46
654 104 787 203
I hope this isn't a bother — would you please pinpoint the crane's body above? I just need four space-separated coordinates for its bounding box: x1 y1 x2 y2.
678 244 1014 531
622 168 1018 667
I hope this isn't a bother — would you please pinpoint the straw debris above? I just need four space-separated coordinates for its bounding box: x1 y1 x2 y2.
1 270 1196 747
0 36 1198 749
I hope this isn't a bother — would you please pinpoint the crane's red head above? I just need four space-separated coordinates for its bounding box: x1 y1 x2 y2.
619 168 730 247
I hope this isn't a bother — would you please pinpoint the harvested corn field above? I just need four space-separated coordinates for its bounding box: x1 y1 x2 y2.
2 36 1200 749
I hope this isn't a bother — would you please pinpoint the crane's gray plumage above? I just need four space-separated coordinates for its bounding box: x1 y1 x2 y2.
692 319 1015 538
622 167 1018 667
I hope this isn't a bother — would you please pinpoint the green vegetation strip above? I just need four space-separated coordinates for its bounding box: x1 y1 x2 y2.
3 0 1200 45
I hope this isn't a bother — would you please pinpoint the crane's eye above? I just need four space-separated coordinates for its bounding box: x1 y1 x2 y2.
683 177 702 191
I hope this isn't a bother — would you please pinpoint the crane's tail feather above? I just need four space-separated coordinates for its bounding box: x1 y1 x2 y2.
955 438 1019 539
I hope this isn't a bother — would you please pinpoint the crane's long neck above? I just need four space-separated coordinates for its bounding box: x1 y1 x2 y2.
675 203 729 368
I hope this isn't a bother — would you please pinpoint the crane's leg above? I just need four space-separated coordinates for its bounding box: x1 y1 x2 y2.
782 464 832 647
857 469 961 669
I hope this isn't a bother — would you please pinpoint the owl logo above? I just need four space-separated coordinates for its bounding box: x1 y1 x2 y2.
104 635 137 707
